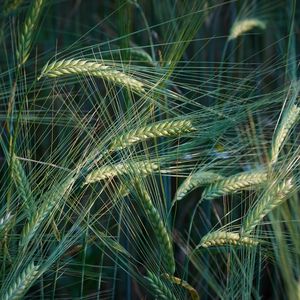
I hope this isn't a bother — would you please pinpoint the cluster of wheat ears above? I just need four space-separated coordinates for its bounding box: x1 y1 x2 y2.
0 0 299 299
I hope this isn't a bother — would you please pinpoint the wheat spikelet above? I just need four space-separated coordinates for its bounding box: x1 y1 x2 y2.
145 271 176 300
198 230 259 248
271 104 300 164
38 59 145 93
202 170 268 200
1 263 39 300
84 160 159 185
16 0 44 65
110 119 195 151
11 155 35 215
163 273 199 300
241 179 294 235
136 183 175 274
0 212 13 234
20 175 75 247
229 18 266 40
174 171 224 202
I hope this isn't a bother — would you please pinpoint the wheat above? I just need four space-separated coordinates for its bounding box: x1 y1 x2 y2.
20 174 75 247
110 119 195 151
198 230 259 248
163 273 199 300
38 58 145 93
136 183 175 274
3 0 23 15
241 179 294 235
229 18 266 40
174 171 224 202
145 271 176 300
1 263 39 300
0 212 13 235
84 160 159 185
202 170 268 200
16 0 44 65
271 104 300 164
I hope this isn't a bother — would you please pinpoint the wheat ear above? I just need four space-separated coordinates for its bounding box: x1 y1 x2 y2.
3 0 23 15
16 0 44 66
0 212 13 235
174 171 224 202
110 119 195 151
202 170 268 200
241 179 293 235
229 18 266 40
271 104 300 164
11 155 36 215
197 230 259 248
84 160 159 185
20 175 75 247
163 273 199 300
38 58 145 93
136 183 175 274
1 263 39 300
145 271 176 300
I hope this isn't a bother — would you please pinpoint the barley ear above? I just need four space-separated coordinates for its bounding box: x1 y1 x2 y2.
163 273 200 300
135 182 175 274
271 104 300 164
0 263 39 300
173 170 224 203
202 170 268 200
229 18 266 40
145 271 176 300
16 0 45 66
109 119 196 151
197 230 259 248
241 178 294 235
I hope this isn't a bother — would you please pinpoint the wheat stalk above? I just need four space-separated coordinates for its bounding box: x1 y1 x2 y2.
145 271 176 300
110 119 195 151
16 0 44 65
135 183 175 274
174 171 224 202
202 170 268 200
241 179 294 235
0 263 39 300
198 230 259 248
20 174 75 247
271 104 300 164
84 160 159 185
38 58 145 93
229 18 266 40
163 273 199 300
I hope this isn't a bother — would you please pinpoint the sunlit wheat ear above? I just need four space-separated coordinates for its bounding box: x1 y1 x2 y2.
173 171 224 203
1 263 39 300
135 182 175 274
229 18 266 40
0 212 13 235
197 231 259 249
110 119 196 151
162 274 199 300
241 178 294 235
145 271 176 300
202 170 268 200
83 160 159 185
16 0 44 66
38 59 145 93
11 155 36 216
20 174 75 248
271 104 300 164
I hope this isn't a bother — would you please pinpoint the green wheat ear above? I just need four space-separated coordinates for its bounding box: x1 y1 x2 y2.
16 0 45 66
1 263 39 300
